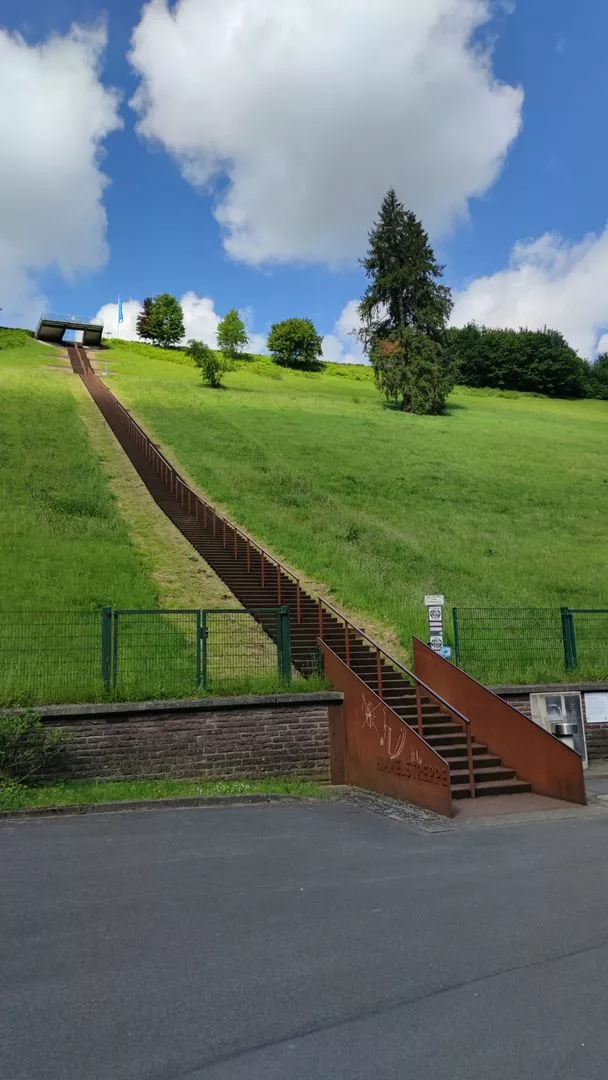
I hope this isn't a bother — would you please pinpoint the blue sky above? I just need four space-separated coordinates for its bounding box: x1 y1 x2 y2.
2 0 608 358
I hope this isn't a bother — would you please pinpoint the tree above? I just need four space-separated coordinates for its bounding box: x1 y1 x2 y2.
358 189 454 413
371 329 454 415
136 297 153 341
187 339 227 388
217 309 248 360
146 294 185 348
267 318 323 370
588 353 608 399
447 324 589 398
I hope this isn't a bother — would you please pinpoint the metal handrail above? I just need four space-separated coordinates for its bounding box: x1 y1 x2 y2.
316 597 476 796
42 312 101 325
87 357 303 611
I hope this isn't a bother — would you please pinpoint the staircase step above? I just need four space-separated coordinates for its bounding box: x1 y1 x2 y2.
452 778 533 799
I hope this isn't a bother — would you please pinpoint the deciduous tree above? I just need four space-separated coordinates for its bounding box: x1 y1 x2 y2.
267 318 323 370
217 308 248 360
146 294 185 348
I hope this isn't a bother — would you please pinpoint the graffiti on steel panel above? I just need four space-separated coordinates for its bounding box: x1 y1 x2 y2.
360 695 449 788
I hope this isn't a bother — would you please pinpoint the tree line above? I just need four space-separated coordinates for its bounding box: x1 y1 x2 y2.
132 196 608 410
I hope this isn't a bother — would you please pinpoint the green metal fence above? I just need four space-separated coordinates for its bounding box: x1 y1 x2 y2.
452 607 608 684
0 607 293 706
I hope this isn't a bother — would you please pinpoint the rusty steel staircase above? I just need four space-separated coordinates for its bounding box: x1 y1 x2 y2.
67 344 532 803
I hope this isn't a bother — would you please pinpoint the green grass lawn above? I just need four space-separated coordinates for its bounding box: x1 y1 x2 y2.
100 339 608 682
0 776 325 812
0 332 299 702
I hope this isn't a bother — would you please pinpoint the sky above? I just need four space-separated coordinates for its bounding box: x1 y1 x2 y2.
1 0 608 360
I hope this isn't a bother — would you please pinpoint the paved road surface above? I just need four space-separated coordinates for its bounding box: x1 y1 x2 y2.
3 801 608 1079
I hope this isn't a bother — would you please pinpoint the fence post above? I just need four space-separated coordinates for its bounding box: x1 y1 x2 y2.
278 607 292 682
101 607 112 692
195 611 203 689
561 608 578 672
112 611 119 690
452 607 461 667
201 611 209 690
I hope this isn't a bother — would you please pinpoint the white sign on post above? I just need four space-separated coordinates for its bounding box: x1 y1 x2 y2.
424 595 445 652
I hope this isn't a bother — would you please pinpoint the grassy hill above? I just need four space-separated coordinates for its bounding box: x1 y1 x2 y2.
0 332 290 702
99 339 608 678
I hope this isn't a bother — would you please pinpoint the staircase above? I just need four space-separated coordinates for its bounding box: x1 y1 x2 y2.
68 344 531 803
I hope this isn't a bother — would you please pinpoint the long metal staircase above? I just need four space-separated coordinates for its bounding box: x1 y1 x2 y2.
67 344 532 803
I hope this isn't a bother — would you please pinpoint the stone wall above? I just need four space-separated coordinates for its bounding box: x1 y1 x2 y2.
494 682 608 763
30 693 341 782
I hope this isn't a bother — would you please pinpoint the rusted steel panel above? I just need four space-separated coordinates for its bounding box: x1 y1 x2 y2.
413 639 586 806
321 642 453 817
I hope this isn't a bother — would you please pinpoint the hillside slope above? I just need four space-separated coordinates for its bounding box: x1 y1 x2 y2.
101 341 608 657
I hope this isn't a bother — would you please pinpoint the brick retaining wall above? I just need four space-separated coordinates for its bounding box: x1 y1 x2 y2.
30 693 342 782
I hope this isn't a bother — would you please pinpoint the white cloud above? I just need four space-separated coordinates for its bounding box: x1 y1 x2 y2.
0 25 121 326
451 228 608 357
94 292 268 350
322 299 367 364
129 0 522 265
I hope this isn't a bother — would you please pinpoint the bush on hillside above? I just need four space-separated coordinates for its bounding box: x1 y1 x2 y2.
188 339 228 387
588 353 608 399
0 328 35 349
267 318 324 370
447 324 589 398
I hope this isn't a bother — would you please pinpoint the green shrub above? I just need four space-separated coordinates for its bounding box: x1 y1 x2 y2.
188 339 228 387
0 712 62 784
588 353 608 399
0 328 34 350
448 324 589 398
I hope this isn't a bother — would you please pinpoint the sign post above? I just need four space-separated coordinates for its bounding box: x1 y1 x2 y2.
424 595 450 658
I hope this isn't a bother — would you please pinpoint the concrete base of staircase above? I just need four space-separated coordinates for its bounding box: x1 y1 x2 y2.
453 790 606 826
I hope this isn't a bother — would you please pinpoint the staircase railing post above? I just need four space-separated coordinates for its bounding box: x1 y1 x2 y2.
246 538 251 572
318 600 324 640
233 528 238 560
465 723 476 798
415 683 423 736
376 650 383 699
261 555 265 588
296 581 302 624
344 623 351 668
277 565 282 605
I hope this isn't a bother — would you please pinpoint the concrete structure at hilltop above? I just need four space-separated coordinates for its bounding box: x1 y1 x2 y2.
36 313 103 348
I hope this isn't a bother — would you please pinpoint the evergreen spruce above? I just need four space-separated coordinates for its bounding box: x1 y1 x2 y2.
358 190 454 414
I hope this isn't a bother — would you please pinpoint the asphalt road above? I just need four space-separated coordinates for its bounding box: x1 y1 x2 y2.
3 801 608 1080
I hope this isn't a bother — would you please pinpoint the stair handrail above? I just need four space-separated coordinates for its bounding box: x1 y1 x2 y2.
316 597 477 796
89 358 304 616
